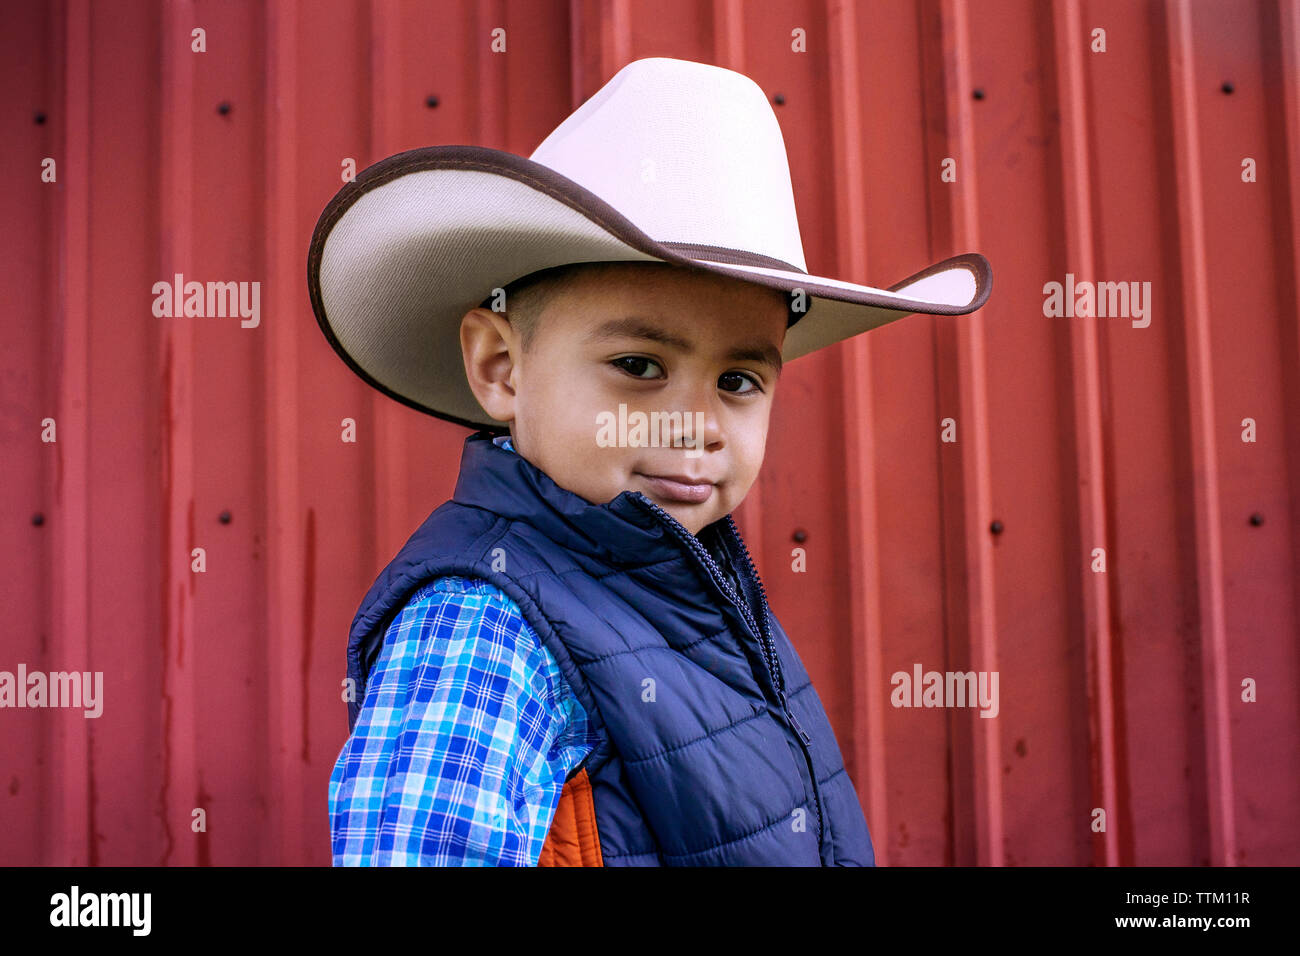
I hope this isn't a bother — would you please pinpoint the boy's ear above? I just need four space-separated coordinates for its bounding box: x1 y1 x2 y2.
460 307 518 424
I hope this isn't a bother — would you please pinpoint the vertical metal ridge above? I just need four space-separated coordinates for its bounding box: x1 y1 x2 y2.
570 1 630 112
158 0 199 866
51 0 92 867
368 0 410 565
1163 0 1237 866
712 0 746 72
475 0 507 148
1049 0 1121 866
824 0 889 865
933 0 1003 867
605 0 632 83
1273 0 1300 668
567 0 583 108
265 0 304 867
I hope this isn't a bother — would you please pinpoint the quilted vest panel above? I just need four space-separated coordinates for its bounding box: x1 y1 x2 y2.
345 431 875 866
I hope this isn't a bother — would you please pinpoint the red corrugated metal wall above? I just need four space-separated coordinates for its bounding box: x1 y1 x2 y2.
3 0 1298 866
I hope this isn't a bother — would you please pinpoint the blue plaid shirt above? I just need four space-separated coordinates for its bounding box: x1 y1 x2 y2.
328 434 599 866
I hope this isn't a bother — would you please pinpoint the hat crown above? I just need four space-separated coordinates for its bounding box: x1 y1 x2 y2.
529 57 808 273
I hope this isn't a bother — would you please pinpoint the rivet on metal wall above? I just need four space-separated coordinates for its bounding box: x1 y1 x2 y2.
772 93 785 106
792 528 807 543
972 88 985 100
1221 81 1234 94
426 95 440 108
219 510 232 524
34 111 46 125
989 519 1003 534
1249 512 1263 526
217 101 232 115
32 512 45 526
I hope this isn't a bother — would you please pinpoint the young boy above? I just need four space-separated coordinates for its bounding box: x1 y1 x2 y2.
310 57 991 866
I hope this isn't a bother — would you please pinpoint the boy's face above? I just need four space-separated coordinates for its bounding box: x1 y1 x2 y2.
461 263 789 535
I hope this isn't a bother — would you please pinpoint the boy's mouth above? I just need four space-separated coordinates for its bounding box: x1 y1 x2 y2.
634 472 715 504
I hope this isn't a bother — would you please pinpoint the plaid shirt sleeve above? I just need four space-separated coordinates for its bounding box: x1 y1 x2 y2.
328 575 596 866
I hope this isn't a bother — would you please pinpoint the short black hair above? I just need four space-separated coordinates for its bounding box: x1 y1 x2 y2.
477 262 616 353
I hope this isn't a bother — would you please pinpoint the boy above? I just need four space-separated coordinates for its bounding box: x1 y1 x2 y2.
310 57 991 866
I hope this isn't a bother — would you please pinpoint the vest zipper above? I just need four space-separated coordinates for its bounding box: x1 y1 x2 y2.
629 493 826 854
720 513 825 854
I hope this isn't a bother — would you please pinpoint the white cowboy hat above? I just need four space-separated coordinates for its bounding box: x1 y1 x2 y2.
307 56 992 431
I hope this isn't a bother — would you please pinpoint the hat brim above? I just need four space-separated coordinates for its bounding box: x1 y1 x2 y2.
308 145 992 430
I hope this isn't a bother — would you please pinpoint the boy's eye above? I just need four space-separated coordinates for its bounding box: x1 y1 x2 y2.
719 371 761 395
611 356 663 379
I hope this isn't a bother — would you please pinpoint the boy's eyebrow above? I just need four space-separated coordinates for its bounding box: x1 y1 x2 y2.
588 316 783 375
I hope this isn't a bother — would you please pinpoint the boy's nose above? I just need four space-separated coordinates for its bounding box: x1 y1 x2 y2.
668 378 724 452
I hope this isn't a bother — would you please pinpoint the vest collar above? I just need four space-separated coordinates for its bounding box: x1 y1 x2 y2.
451 431 772 647
453 429 725 568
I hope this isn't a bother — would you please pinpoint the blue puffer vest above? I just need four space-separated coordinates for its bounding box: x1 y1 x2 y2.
345 430 875 866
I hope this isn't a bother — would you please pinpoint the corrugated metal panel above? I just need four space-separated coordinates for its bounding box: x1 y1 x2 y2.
1 0 1296 866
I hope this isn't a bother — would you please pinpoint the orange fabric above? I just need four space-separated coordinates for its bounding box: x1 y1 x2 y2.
537 767 603 866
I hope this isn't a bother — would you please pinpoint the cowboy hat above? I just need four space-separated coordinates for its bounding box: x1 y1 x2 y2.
307 56 992 431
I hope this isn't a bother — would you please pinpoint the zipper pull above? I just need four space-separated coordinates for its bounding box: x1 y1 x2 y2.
789 710 813 746
777 690 813 745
